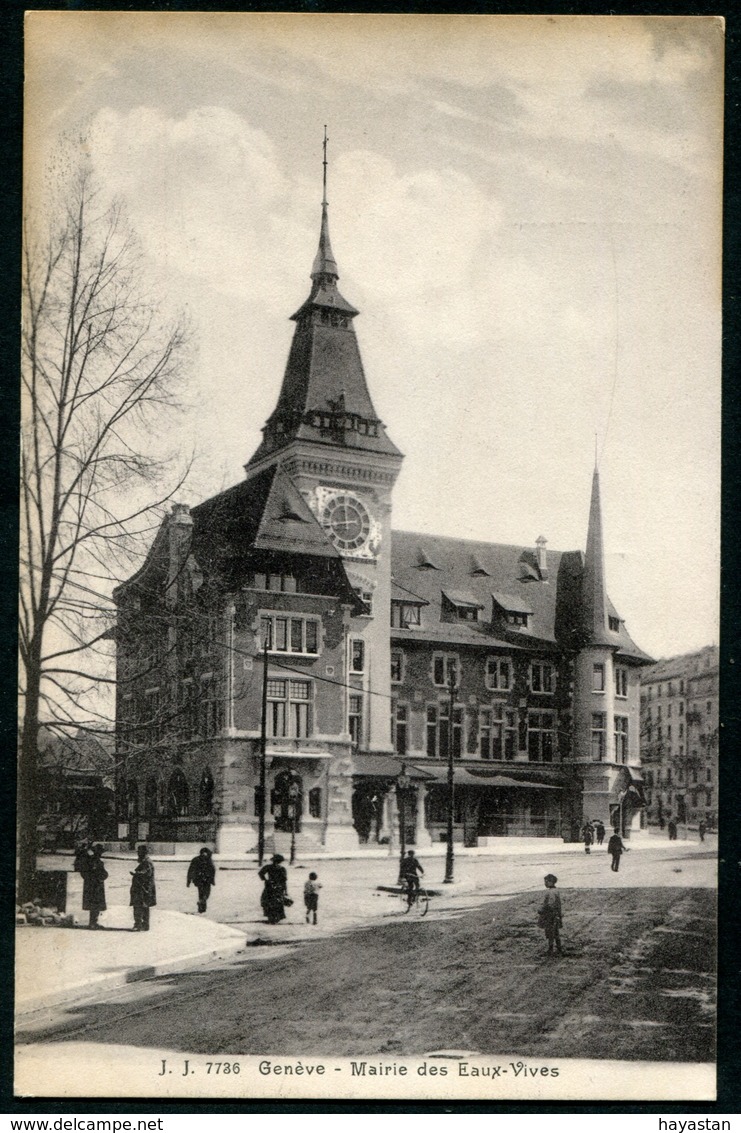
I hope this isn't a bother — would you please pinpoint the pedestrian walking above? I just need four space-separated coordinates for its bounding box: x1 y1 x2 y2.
594 820 605 846
537 874 563 956
582 822 594 854
668 819 678 841
258 853 290 924
81 843 108 929
130 844 157 931
607 830 626 872
304 871 322 925
187 847 216 914
698 820 706 843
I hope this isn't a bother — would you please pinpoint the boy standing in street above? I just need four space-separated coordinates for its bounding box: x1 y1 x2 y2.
538 873 563 956
304 871 321 925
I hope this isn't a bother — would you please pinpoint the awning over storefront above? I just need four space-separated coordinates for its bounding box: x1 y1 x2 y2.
351 755 435 781
423 767 563 790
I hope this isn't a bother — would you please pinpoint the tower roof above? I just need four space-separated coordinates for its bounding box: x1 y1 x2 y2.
246 134 401 469
581 466 614 646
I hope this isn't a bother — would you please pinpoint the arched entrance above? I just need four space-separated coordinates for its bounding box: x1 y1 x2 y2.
352 781 388 843
272 769 303 833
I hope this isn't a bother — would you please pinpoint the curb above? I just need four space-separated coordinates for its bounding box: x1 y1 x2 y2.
15 930 248 1019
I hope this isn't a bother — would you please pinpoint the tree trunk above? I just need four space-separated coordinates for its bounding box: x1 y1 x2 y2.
18 655 41 902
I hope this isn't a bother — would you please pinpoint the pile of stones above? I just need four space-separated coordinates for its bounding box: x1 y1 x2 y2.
16 901 75 927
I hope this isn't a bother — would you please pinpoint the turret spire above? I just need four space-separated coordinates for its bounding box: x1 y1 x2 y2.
245 132 401 472
312 126 339 281
582 465 612 646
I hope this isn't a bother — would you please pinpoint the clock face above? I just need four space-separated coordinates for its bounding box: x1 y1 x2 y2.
321 493 373 553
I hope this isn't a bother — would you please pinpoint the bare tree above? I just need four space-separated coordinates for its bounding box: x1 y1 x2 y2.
19 169 190 898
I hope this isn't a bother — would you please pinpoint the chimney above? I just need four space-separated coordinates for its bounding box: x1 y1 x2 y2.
536 535 548 580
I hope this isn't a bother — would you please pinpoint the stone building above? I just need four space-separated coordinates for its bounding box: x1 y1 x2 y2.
640 645 718 829
113 169 652 855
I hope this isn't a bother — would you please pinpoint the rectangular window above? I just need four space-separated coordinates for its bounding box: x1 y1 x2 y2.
432 653 459 688
485 657 511 691
144 688 162 745
426 705 438 758
199 675 223 739
179 681 197 737
354 588 373 616
390 650 404 684
530 662 555 694
350 639 365 674
266 679 313 738
614 715 629 763
479 709 493 759
593 663 605 692
528 710 556 762
479 706 516 760
591 712 606 760
503 709 517 761
706 767 712 782
392 703 408 756
349 694 363 747
679 701 684 715
262 614 320 656
608 615 620 632
428 703 463 758
615 667 628 698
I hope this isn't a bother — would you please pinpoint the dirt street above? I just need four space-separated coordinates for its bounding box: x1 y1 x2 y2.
19 885 715 1063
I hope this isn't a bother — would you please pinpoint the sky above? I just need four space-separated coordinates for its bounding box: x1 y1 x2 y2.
24 13 723 662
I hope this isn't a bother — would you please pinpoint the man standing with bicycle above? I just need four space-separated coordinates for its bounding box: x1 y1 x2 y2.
399 849 424 896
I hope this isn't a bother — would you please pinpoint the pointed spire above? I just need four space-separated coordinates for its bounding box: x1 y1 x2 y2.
582 465 612 645
311 127 339 280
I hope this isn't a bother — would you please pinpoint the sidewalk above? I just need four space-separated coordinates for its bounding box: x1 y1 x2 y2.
15 906 246 1017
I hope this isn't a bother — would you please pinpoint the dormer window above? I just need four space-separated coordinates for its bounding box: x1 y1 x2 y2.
609 615 620 632
491 591 533 631
442 590 484 623
391 600 423 629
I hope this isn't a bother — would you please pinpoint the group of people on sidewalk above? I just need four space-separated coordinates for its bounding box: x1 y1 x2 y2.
579 822 628 871
74 842 214 931
73 843 323 931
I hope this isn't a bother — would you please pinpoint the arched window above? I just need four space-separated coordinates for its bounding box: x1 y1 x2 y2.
126 780 139 819
168 769 190 817
199 767 214 814
145 777 158 818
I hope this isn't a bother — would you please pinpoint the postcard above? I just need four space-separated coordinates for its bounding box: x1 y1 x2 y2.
16 12 721 1102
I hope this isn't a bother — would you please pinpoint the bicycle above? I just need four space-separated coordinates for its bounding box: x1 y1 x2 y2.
399 877 429 917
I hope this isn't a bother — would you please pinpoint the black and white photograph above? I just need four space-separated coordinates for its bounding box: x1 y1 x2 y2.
16 12 721 1102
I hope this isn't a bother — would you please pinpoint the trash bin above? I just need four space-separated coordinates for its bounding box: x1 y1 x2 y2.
32 870 68 912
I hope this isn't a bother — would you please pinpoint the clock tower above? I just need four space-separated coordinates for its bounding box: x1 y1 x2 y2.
245 132 403 756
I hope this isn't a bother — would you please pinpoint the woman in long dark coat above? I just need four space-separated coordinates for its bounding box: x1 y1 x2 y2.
130 844 157 931
258 854 289 924
82 844 108 929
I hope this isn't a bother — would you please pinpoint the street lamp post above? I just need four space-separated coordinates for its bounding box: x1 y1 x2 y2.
444 667 457 884
257 639 269 867
396 764 411 881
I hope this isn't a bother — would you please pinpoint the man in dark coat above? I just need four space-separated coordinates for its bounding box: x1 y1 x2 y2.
607 830 626 872
582 823 594 854
594 820 606 846
668 819 678 841
187 847 216 914
82 843 108 929
130 844 157 931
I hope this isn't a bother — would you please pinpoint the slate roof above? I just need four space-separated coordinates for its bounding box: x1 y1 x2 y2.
390 529 651 662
